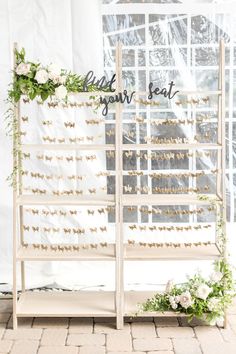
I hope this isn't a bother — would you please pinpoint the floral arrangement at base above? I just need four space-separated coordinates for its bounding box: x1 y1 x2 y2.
140 259 235 325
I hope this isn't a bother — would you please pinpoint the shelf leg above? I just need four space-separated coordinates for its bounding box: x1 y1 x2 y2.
19 206 25 292
13 313 18 330
223 311 227 329
116 313 124 330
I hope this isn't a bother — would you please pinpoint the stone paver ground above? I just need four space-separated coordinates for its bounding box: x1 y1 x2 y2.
0 299 236 354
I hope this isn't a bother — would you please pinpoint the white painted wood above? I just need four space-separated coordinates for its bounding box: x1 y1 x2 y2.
16 195 115 206
17 291 116 317
17 244 115 261
122 143 222 150
135 90 221 96
12 42 18 330
13 41 226 328
17 88 26 294
123 194 221 206
115 42 124 330
219 39 227 328
21 144 115 151
124 244 221 261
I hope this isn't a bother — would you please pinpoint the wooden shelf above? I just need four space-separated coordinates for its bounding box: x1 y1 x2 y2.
124 244 221 261
16 195 115 206
21 144 115 151
16 243 221 262
136 90 222 96
122 143 222 151
123 194 221 205
17 244 115 261
16 290 190 318
17 291 115 317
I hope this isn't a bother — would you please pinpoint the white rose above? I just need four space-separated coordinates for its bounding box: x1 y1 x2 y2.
179 291 193 309
207 297 220 311
165 279 174 293
16 62 31 75
35 69 48 84
170 301 178 310
58 75 67 84
196 284 212 300
169 296 178 310
48 63 61 76
55 85 67 100
210 271 223 283
175 295 180 303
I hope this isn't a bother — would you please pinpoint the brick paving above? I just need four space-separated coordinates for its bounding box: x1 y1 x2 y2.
0 299 236 354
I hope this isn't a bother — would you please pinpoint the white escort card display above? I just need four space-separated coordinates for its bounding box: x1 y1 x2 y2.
7 41 234 329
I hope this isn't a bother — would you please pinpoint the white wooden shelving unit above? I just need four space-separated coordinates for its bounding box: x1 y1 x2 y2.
12 41 226 329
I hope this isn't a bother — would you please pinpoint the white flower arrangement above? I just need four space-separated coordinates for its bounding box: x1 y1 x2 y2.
10 47 98 104
140 260 235 324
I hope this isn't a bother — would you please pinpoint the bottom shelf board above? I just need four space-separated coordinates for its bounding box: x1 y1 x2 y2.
16 291 116 317
125 243 221 260
16 290 189 318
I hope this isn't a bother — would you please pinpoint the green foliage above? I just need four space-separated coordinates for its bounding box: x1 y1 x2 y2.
5 47 104 189
140 259 235 324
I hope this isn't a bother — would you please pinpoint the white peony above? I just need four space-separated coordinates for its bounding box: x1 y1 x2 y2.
48 63 61 76
58 75 67 84
16 62 31 76
210 271 223 283
179 291 193 309
165 279 174 293
48 64 63 84
195 284 212 300
35 69 48 84
55 85 67 100
207 297 220 311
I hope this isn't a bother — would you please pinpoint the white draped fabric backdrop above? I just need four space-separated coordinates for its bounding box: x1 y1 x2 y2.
0 0 235 292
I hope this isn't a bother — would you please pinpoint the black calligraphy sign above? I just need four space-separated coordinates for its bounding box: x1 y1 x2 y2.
82 71 179 116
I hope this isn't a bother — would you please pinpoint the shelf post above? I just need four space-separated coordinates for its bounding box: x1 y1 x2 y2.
219 39 227 328
115 41 124 329
12 42 18 329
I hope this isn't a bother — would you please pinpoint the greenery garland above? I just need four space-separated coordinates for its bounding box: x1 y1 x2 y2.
140 197 235 325
5 48 102 188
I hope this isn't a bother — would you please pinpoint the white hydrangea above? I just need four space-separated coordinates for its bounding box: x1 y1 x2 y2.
35 69 48 84
179 291 193 309
195 284 212 300
16 62 31 75
55 85 67 100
